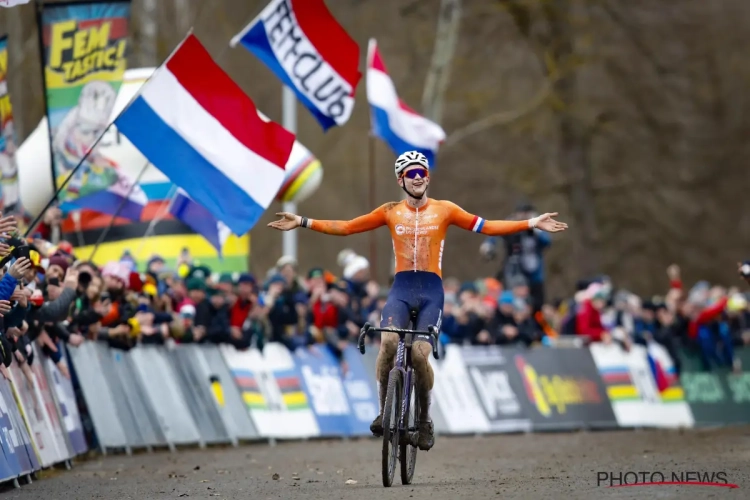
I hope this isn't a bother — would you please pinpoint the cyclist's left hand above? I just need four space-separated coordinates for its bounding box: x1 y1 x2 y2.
533 213 568 233
267 212 301 231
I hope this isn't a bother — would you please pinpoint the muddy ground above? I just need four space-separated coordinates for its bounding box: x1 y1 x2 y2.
2 427 748 500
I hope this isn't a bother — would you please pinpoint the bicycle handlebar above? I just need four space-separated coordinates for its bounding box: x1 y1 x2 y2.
357 323 440 360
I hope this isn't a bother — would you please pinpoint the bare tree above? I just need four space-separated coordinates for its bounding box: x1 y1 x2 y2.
421 0 462 123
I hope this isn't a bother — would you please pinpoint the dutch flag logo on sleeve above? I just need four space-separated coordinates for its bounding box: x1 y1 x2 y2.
471 216 485 233
231 0 362 131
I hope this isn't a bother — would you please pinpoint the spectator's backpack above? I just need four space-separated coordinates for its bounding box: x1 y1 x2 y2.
560 300 578 335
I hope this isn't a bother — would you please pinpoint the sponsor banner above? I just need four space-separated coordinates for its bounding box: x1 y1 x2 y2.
460 345 532 433
341 346 379 436
1 381 40 473
44 349 88 454
0 399 14 481
590 343 694 428
0 35 23 218
28 347 74 460
39 0 131 200
220 343 319 439
7 361 66 466
295 345 352 436
513 348 617 429
0 380 30 477
431 345 490 434
680 347 750 426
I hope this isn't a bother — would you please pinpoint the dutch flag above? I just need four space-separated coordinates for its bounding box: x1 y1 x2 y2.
230 0 361 131
169 189 231 256
367 39 446 168
114 34 295 236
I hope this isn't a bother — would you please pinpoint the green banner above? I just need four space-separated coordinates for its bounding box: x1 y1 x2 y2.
679 347 750 426
39 0 132 201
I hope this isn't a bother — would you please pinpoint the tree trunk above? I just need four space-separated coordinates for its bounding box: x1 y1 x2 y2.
548 0 599 278
421 0 462 123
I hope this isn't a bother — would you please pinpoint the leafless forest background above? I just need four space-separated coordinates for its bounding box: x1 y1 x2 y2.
2 0 749 298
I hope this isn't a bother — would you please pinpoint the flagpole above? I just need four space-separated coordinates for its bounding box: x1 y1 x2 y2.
133 184 179 259
88 161 150 261
34 0 58 202
24 29 193 239
368 133 378 281
282 85 297 261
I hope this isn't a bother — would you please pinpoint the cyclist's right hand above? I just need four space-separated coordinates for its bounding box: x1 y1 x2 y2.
267 212 301 231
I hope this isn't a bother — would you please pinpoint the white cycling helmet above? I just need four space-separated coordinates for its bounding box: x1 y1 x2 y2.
394 151 429 178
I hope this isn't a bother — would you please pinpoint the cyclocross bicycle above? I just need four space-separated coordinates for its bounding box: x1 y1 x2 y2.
358 309 440 487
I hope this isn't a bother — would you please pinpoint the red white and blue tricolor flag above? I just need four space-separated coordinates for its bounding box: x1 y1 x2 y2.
67 170 148 222
115 34 295 236
367 39 446 168
230 0 361 131
169 189 231 255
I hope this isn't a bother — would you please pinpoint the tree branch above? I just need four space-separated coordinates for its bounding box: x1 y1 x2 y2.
442 78 552 149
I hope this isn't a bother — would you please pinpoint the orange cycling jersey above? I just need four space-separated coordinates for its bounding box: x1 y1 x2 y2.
307 198 530 278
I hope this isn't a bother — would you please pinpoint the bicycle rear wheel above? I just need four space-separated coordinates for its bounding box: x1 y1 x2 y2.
400 371 418 485
381 370 402 487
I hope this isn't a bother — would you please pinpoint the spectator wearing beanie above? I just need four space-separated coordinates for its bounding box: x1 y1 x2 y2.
338 250 370 313
185 277 211 343
46 255 70 282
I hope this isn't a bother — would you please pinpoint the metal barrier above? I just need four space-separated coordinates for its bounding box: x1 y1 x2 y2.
7 335 750 492
168 344 233 446
128 346 202 449
67 342 129 453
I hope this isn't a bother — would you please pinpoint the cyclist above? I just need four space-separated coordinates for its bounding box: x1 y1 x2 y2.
268 150 567 450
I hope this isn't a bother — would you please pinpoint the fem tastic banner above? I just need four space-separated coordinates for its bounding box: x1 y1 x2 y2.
38 0 131 202
0 35 22 216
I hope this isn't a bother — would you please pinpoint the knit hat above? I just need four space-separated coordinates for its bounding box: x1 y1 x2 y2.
308 267 324 279
47 255 70 274
343 256 369 280
276 255 297 269
237 273 256 285
186 277 206 291
101 261 130 284
218 273 234 284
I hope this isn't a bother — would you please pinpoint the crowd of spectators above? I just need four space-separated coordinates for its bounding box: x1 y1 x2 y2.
1 208 748 387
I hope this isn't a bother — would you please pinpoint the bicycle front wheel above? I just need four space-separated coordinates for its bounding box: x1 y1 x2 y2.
400 371 418 485
381 370 402 487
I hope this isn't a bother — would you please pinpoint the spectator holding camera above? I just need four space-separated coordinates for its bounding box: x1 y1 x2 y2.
479 202 551 312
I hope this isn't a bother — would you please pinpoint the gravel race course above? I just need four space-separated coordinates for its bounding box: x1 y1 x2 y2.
2 427 749 499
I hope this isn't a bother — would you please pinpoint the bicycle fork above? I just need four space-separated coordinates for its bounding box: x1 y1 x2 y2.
396 341 418 447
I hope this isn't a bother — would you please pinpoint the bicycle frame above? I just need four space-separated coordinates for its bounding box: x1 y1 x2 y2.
395 334 412 435
358 323 440 437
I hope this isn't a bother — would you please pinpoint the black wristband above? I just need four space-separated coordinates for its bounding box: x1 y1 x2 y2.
301 217 309 228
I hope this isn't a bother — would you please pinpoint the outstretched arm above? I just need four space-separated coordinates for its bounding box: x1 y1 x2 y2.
448 202 567 235
268 206 387 236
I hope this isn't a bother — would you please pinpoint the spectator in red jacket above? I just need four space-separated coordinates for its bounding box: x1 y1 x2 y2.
576 283 610 343
230 274 257 338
